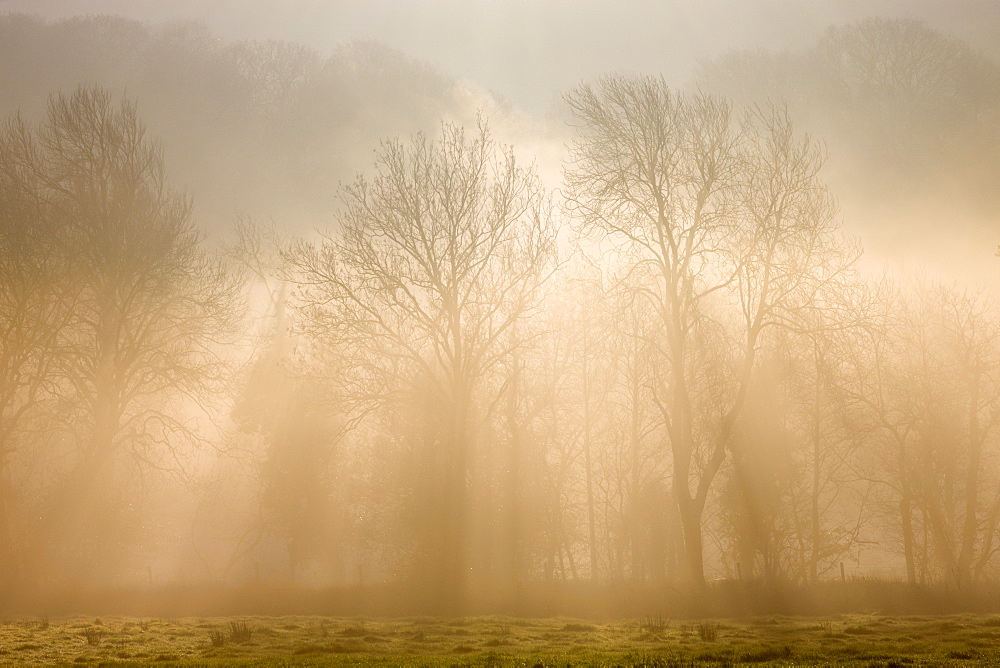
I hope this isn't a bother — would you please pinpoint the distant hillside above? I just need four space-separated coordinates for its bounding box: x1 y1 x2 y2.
0 13 504 232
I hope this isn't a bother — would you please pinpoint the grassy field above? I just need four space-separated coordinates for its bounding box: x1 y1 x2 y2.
1 613 999 666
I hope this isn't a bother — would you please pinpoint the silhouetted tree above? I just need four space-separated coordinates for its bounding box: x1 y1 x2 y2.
0 115 76 582
21 87 243 578
289 121 555 610
565 76 858 586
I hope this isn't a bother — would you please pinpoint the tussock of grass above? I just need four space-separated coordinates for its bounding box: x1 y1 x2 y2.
697 620 719 641
639 614 669 634
208 628 226 647
483 637 511 647
560 622 595 632
742 645 792 662
228 620 253 643
948 649 976 659
843 624 876 634
338 624 367 637
81 627 104 645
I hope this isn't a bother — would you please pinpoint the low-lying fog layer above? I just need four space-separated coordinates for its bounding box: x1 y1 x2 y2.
1 3 999 617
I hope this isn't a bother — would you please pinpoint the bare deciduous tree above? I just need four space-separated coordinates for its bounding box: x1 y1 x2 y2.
0 116 76 581
565 75 858 586
288 121 556 609
19 87 244 578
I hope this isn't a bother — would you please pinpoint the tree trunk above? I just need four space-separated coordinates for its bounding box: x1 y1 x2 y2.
958 372 981 587
582 337 599 582
675 487 706 587
0 466 14 588
899 488 917 586
436 393 470 614
809 355 823 584
503 345 524 598
629 371 643 582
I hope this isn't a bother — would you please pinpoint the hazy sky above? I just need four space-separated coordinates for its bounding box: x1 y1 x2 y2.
4 0 1000 112
4 0 998 281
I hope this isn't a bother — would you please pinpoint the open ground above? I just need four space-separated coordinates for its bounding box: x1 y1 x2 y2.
2 613 999 666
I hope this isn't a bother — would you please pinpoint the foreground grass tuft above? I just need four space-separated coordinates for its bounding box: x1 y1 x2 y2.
228 620 252 643
697 620 719 641
208 628 226 647
81 627 104 645
639 614 669 634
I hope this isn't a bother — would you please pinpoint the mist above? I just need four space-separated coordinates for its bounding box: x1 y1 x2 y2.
2 1 1000 660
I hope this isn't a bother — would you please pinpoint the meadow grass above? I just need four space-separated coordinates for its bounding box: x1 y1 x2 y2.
0 612 997 665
